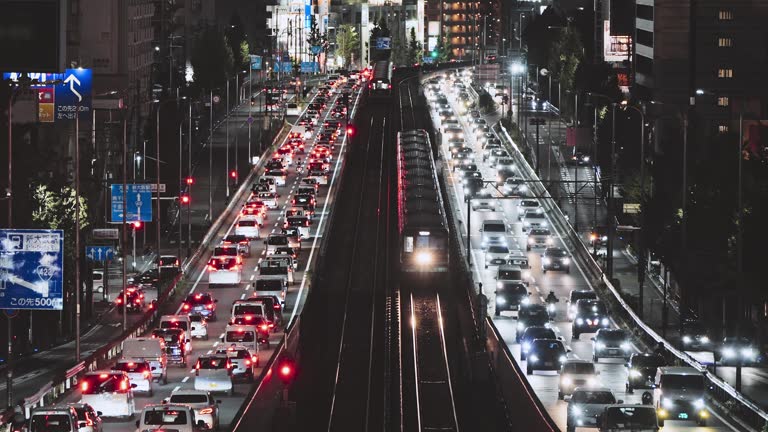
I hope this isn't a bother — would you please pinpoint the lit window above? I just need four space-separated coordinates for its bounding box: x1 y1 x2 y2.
717 68 734 78
718 37 733 47
718 125 729 133
717 96 730 107
718 10 733 20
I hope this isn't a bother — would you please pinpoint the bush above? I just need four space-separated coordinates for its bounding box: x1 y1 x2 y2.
477 91 496 114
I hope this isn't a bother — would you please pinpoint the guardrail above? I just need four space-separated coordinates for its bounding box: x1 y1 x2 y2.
1 119 294 427
494 121 768 431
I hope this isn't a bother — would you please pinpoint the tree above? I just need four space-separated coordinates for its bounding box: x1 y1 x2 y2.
407 28 423 65
306 15 327 69
390 31 407 66
225 13 248 73
191 25 234 91
434 30 453 62
336 25 360 68
548 25 584 95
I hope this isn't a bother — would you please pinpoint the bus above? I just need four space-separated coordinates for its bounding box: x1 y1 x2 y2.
368 61 393 100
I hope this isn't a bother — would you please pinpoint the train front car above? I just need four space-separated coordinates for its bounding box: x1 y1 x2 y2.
396 129 450 272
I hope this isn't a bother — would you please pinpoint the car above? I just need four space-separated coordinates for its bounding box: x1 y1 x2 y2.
568 151 591 166
248 295 284 328
256 191 279 209
494 157 515 179
527 228 553 251
654 366 709 426
182 292 218 320
503 250 530 276
157 255 181 276
115 286 145 313
566 388 618 432
517 199 541 217
541 247 571 273
516 304 550 342
451 147 475 164
188 313 209 340
599 404 660 431
719 336 758 366
680 319 711 350
572 299 610 339
135 404 207 432
480 219 507 249
79 371 136 419
282 227 303 250
306 170 329 185
471 189 496 211
496 265 528 291
256 177 277 193
592 328 632 362
216 344 259 381
484 245 510 269
67 402 104 432
526 338 569 375
626 353 666 393
460 170 483 185
463 178 484 200
286 102 300 116
521 209 548 231
151 328 188 367
222 234 251 257
502 177 526 197
212 244 239 260
207 256 242 287
455 162 478 176
559 359 599 399
519 326 557 360
253 277 288 305
112 359 153 396
482 142 502 156
133 269 161 290
235 217 261 239
29 406 80 432
265 234 289 255
164 389 221 430
567 290 598 321
494 282 529 316
263 169 287 186
194 354 234 395
230 315 271 344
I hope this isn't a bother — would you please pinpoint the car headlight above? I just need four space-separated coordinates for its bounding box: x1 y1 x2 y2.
415 251 433 266
541 220 548 227
522 270 531 279
742 348 755 359
682 335 692 344
547 304 555 312
722 347 736 358
561 376 573 386
595 342 606 349
546 237 553 245
528 238 534 244
529 355 539 363
523 221 530 226
559 355 567 363
542 257 551 265
497 282 503 289
621 342 631 351
700 336 710 344
517 322 524 330
601 318 609 326
521 297 531 305
629 369 642 378
562 258 570 265
576 318 584 325
583 156 590 162
463 187 469 194
571 406 583 417
661 397 673 409
520 185 528 192
693 398 705 409
587 377 598 387
496 297 506 305
522 342 531 352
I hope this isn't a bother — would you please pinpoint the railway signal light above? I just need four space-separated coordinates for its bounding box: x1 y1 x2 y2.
132 221 142 230
230 170 238 179
277 356 296 384
180 195 190 205
346 125 355 137
186 177 194 185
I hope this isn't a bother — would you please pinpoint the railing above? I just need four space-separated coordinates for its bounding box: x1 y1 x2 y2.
1 119 294 427
494 121 768 431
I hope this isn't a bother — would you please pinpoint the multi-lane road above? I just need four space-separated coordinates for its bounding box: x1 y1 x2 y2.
425 70 744 432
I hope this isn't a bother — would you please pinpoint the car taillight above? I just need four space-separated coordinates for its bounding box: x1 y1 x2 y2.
305 221 310 227
183 304 190 310
207 265 216 272
143 370 150 379
135 299 141 304
119 380 129 391
260 324 269 331
116 298 122 304
206 304 214 310
245 359 251 365
81 381 89 392
200 408 214 415
86 418 94 426
273 304 281 310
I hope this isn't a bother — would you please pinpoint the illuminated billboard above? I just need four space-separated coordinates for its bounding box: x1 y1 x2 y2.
603 21 631 63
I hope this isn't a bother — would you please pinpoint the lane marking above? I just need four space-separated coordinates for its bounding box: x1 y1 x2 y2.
173 385 181 392
182 376 189 383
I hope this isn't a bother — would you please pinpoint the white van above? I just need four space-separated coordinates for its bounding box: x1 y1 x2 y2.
258 258 294 285
122 337 167 384
79 371 136 419
92 270 104 294
223 324 259 352
230 300 267 323
135 404 207 432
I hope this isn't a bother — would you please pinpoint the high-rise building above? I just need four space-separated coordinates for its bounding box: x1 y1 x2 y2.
439 0 499 60
634 0 768 135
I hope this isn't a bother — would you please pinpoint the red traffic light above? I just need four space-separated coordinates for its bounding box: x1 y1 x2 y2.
276 356 296 383
132 221 143 229
346 126 355 136
230 170 237 179
185 177 194 185
180 195 190 204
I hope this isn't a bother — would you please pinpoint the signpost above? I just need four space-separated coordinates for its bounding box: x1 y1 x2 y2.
375 37 392 50
623 203 641 214
85 246 115 262
0 229 64 310
250 55 262 70
110 184 153 223
92 228 119 240
3 68 93 122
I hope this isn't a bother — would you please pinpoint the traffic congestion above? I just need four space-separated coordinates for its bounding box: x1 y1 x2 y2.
23 75 361 432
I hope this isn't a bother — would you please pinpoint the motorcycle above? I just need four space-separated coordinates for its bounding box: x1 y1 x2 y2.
546 296 559 320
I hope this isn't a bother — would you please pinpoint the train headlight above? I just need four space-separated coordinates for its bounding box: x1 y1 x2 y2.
415 251 433 266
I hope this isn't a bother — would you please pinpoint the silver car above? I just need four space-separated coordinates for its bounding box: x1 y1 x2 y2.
521 209 548 231
194 354 234 395
484 245 510 269
566 387 618 432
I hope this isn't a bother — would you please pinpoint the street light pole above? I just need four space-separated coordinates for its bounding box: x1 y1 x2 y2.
226 80 230 198
622 101 647 317
187 100 192 258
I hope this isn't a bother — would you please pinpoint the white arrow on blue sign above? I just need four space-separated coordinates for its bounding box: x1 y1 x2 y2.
85 246 115 262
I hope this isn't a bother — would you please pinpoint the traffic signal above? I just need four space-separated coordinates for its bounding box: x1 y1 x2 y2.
180 195 190 205
230 170 237 179
276 356 296 384
186 177 194 185
132 221 142 230
346 125 355 137
431 50 438 59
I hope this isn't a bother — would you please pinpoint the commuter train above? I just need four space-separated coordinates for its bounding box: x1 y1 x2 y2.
396 129 450 272
367 60 393 100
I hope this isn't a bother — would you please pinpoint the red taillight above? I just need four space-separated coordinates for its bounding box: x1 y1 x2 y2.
116 298 122 304
200 408 214 415
245 359 251 365
135 299 141 305
81 382 89 392
206 304 214 310
260 324 269 331
120 380 128 391
183 304 190 310
273 304 281 310
86 418 94 426
143 370 150 379
305 221 310 227
252 356 258 363
207 265 216 272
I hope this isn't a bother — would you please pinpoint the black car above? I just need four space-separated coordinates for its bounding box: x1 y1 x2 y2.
625 353 666 393
494 282 529 316
567 290 598 321
719 336 758 366
248 295 284 328
526 338 568 375
542 247 571 273
152 328 188 366
568 151 591 166
680 320 711 350
463 178 485 201
516 304 550 342
116 287 145 313
134 269 161 289
592 328 632 362
572 299 609 339
520 326 557 361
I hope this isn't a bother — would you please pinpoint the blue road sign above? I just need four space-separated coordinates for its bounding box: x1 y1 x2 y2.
250 55 262 70
301 62 319 73
310 45 322 55
2 69 92 122
376 37 392 50
85 246 115 262
111 184 153 223
273 62 293 73
0 229 64 310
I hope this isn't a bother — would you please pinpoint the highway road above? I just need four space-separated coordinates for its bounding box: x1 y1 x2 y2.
425 71 743 432
47 81 362 430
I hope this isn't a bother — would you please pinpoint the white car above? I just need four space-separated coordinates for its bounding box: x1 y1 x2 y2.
135 404 205 432
216 345 259 381
286 103 300 116
306 170 329 185
484 245 510 269
559 359 600 399
79 371 136 419
194 354 234 395
521 210 548 231
263 170 286 186
189 314 209 340
264 234 289 255
207 256 242 287
164 389 221 430
517 200 541 218
471 190 496 211
256 192 279 209
112 359 153 396
235 217 261 239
